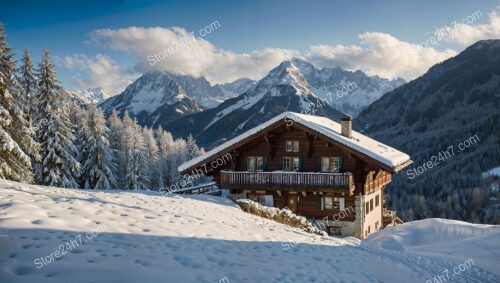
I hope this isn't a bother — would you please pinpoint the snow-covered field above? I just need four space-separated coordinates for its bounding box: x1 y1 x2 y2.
0 180 498 283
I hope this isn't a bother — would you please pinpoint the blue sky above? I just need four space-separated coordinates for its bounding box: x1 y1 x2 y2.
1 0 499 95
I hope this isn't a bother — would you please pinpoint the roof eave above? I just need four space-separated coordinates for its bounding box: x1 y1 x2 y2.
391 159 413 174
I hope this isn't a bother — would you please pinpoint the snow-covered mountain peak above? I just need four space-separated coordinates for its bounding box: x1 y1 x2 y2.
290 57 315 75
69 86 107 103
254 59 312 97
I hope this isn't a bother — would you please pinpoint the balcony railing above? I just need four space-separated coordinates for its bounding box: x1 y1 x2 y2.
221 170 355 194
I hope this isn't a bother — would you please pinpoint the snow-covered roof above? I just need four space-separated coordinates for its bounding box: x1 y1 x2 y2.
178 112 412 173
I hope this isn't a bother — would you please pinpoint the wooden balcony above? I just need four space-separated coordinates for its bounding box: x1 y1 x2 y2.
221 170 355 195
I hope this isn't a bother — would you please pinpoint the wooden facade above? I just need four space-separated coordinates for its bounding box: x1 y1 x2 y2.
179 113 412 238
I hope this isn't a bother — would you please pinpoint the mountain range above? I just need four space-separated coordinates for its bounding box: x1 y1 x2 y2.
99 71 256 125
163 59 348 146
286 58 405 115
98 58 404 146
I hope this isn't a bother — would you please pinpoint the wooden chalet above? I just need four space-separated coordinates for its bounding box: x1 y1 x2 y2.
178 112 412 238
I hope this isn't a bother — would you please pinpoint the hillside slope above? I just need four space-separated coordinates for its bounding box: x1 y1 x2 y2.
356 39 500 224
0 180 498 282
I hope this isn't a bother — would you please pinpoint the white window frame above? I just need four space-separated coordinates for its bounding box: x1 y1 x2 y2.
283 157 300 171
323 197 333 209
248 156 264 171
286 140 299 152
248 157 256 171
321 157 340 172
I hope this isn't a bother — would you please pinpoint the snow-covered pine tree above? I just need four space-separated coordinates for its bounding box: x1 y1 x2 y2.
0 24 37 182
157 126 174 187
107 108 125 188
185 133 200 161
143 127 160 190
125 117 149 190
168 138 187 184
122 110 133 158
36 50 80 188
19 49 38 123
157 126 174 158
143 127 159 162
71 105 90 187
82 106 117 190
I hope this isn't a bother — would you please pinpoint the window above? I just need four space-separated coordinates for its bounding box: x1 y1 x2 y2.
283 157 290 171
321 157 340 172
370 199 374 211
249 194 273 207
322 197 345 210
282 157 300 171
324 197 333 209
365 201 370 215
248 158 255 171
286 141 299 152
375 195 380 207
247 157 264 171
333 197 345 210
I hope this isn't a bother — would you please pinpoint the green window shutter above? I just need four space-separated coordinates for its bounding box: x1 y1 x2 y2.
317 197 323 210
317 157 321 172
279 157 283 170
263 156 267 170
339 156 344 172
299 157 303 171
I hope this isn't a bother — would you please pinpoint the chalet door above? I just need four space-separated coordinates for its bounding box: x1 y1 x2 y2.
287 195 299 214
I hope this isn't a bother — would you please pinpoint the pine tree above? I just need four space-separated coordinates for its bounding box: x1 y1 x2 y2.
0 24 36 182
16 48 41 169
143 127 160 189
157 126 174 158
71 105 90 187
157 126 174 187
124 117 148 190
36 50 80 188
107 108 125 188
19 49 38 122
169 138 187 184
143 127 159 163
82 106 117 190
122 110 133 158
185 133 200 161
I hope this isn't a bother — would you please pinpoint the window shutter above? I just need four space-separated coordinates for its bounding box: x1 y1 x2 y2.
279 157 283 170
339 156 344 172
317 157 321 172
317 197 323 210
263 156 267 170
299 157 303 171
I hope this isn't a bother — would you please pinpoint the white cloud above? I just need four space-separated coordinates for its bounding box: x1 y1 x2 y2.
434 7 500 46
304 32 457 79
89 26 297 84
78 6 499 93
61 53 136 96
88 25 459 86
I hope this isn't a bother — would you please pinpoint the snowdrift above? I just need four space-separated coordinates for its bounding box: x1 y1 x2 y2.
0 180 498 283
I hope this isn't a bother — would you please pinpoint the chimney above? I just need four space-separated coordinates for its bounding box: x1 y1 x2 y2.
340 115 353 138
